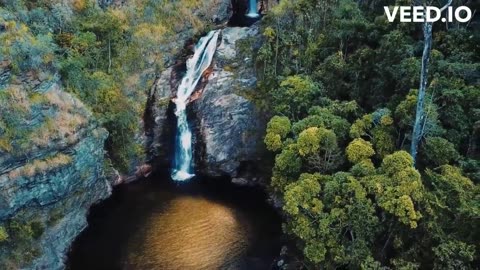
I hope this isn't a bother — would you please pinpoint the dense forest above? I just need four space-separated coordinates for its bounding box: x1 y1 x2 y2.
255 0 480 268
0 0 479 269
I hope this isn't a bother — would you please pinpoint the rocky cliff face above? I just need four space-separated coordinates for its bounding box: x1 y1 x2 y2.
144 68 176 169
192 26 267 185
143 0 235 169
147 25 267 185
0 78 110 269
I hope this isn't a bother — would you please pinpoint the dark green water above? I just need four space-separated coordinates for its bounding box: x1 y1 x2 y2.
67 175 282 270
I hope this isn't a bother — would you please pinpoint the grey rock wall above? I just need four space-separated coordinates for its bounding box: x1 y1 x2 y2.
192 26 266 184
146 26 266 185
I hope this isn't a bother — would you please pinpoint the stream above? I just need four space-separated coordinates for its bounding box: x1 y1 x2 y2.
67 174 282 270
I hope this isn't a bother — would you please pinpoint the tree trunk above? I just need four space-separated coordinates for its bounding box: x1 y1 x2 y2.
410 0 451 165
410 22 432 166
108 39 112 74
467 121 480 158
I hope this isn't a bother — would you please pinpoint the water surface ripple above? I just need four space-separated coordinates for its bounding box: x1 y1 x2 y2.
67 177 281 270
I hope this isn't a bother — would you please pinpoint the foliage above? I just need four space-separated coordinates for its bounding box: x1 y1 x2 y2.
422 137 459 166
0 216 45 269
0 227 8 243
346 138 375 164
0 10 58 73
0 0 214 172
264 116 291 151
259 0 480 268
271 75 323 119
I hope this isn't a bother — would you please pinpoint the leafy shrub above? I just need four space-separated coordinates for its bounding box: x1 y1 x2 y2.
0 226 8 243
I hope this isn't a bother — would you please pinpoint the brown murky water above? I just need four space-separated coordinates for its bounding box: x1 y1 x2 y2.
127 196 250 269
68 176 281 270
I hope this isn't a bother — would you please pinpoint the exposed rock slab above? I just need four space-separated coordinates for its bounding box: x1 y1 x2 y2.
146 26 266 184
144 68 176 168
192 26 266 184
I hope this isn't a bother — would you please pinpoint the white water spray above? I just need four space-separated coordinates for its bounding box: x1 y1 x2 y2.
171 30 220 181
246 0 259 18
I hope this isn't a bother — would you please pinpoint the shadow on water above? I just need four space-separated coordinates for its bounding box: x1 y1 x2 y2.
67 172 282 270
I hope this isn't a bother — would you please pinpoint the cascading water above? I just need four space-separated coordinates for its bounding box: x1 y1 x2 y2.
171 30 220 181
246 0 259 18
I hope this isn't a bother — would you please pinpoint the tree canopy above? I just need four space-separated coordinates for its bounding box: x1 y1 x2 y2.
258 0 480 268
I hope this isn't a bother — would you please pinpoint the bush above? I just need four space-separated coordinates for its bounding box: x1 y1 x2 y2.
0 226 8 242
423 137 459 166
346 138 375 164
0 19 57 73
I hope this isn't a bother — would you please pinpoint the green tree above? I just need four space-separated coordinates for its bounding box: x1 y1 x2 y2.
422 137 459 166
0 226 8 243
271 75 323 119
350 109 396 158
264 116 291 151
283 172 379 267
346 138 375 164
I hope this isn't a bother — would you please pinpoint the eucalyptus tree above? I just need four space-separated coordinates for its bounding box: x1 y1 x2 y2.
410 0 452 165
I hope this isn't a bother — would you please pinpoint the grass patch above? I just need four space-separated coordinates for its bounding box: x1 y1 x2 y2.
8 153 73 179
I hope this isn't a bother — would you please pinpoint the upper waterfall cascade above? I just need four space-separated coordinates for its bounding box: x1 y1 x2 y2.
171 30 220 181
246 0 259 18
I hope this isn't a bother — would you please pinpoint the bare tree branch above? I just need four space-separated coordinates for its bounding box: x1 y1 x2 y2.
439 0 453 13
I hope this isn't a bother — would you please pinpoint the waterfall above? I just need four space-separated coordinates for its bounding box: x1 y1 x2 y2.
246 0 259 18
171 30 220 181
